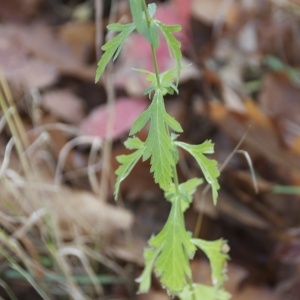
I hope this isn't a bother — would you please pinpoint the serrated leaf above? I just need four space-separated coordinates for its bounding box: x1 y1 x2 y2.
160 67 176 83
129 104 152 135
165 178 203 212
175 140 220 205
192 238 229 288
139 196 196 295
157 23 182 83
114 137 144 199
164 112 183 132
142 91 179 190
179 283 231 300
124 135 144 149
95 23 135 83
107 23 128 32
136 247 159 293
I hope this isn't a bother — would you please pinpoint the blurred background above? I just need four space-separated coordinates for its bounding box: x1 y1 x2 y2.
0 0 300 299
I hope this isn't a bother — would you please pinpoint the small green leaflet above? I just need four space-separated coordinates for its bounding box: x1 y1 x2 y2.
179 283 231 300
114 137 145 199
95 23 135 83
165 178 203 212
129 0 160 48
129 0 145 34
137 196 196 295
175 140 220 205
191 238 229 288
157 22 182 83
132 68 179 96
136 247 159 293
148 3 157 17
130 91 182 190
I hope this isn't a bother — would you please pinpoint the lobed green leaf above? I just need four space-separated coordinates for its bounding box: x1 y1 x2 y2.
165 178 203 212
129 0 145 34
136 247 159 293
95 23 135 83
157 23 182 83
175 140 220 205
164 112 183 133
114 137 144 199
191 238 229 288
129 105 152 135
179 283 231 300
142 91 177 190
138 196 196 295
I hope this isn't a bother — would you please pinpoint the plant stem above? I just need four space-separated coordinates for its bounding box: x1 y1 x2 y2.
142 4 195 299
142 0 161 88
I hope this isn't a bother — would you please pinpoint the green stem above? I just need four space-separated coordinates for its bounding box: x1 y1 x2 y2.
141 2 195 299
173 167 196 300
142 2 179 195
172 165 179 194
142 0 161 88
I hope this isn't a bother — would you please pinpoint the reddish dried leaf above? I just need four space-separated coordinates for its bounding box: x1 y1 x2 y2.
80 97 148 139
259 72 300 151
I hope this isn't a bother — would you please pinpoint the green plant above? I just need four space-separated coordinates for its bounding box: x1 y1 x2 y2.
95 1 230 298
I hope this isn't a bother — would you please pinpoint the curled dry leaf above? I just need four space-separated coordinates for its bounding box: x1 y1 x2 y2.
80 97 148 139
42 89 85 124
51 187 133 240
191 0 239 27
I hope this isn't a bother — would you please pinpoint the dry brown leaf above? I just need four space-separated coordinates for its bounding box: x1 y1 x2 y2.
137 291 170 300
50 187 133 240
109 235 145 265
20 58 58 89
194 187 270 229
58 21 95 64
191 0 239 27
209 102 300 179
13 25 95 81
191 260 279 300
259 72 300 151
42 89 84 124
0 26 58 90
244 99 273 129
